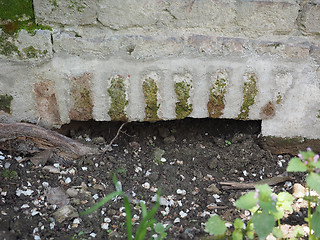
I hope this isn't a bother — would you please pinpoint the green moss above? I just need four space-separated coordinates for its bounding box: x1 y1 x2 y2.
0 32 20 56
0 94 13 114
23 46 41 58
142 78 160 121
68 0 87 12
276 93 282 104
174 81 193 119
0 0 52 34
237 73 258 120
207 73 227 118
108 75 128 121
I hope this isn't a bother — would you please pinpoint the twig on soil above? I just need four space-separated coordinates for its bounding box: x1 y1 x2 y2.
103 122 127 152
219 175 293 190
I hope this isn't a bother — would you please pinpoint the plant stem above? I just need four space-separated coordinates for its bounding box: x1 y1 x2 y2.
278 219 281 230
308 187 312 239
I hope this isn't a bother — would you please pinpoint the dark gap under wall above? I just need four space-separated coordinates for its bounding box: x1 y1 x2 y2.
57 118 262 143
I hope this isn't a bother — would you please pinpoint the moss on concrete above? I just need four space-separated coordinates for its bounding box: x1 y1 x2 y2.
0 94 13 114
207 73 227 118
276 93 282 104
142 78 160 121
108 75 128 121
22 46 41 58
0 32 20 56
174 81 193 119
0 0 52 34
237 73 258 120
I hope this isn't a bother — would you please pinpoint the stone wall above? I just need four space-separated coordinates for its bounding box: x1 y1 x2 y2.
0 0 320 139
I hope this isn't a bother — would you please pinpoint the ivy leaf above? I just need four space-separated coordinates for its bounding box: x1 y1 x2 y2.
306 173 320 194
252 212 275 239
287 157 307 172
235 192 257 210
205 215 226 236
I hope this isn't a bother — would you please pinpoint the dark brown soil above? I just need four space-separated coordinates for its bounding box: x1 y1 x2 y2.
0 119 306 239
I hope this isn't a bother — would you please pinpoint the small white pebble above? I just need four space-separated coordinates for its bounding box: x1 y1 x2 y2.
0 156 5 160
34 235 41 240
135 167 142 173
21 204 29 209
192 177 196 181
65 177 71 184
15 156 22 161
81 167 88 171
42 182 49 188
225 222 233 228
4 162 10 169
95 163 99 167
93 194 99 200
101 223 109 230
7 155 12 158
160 157 166 163
90 233 96 238
179 211 187 218
239 177 244 182
174 217 180 223
49 222 55 230
142 182 150 189
213 194 220 199
104 217 111 223
176 189 186 195
53 163 60 168
73 218 80 224
243 170 248 176
145 170 151 176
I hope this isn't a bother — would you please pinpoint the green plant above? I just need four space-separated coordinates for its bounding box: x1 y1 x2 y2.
205 148 320 239
205 184 293 239
1 169 18 179
287 148 320 239
80 170 167 240
225 140 231 146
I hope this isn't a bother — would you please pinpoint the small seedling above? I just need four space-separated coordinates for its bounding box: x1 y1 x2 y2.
225 140 231 146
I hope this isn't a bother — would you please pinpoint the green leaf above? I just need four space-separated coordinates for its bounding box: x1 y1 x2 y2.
311 210 320 237
232 230 243 240
246 231 255 240
205 215 227 236
252 212 275 239
154 223 165 234
272 227 283 239
79 191 122 216
277 192 294 213
292 226 304 238
235 192 258 210
287 157 307 172
306 172 320 194
234 218 244 229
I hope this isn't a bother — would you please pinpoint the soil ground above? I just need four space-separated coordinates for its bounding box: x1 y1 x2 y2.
0 118 308 239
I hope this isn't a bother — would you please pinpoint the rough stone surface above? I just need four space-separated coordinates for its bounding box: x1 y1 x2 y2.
1 0 320 139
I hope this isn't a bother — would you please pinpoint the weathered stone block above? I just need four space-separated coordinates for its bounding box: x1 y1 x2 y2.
236 1 299 36
300 3 320 34
34 81 61 125
33 0 97 25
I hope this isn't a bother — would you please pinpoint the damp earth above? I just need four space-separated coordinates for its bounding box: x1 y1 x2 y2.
0 119 309 239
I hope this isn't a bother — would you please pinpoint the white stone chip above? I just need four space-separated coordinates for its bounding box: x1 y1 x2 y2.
174 218 180 223
179 211 187 218
142 182 150 189
65 177 71 184
176 189 186 195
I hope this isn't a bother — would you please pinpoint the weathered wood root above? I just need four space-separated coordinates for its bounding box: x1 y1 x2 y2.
0 122 97 164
